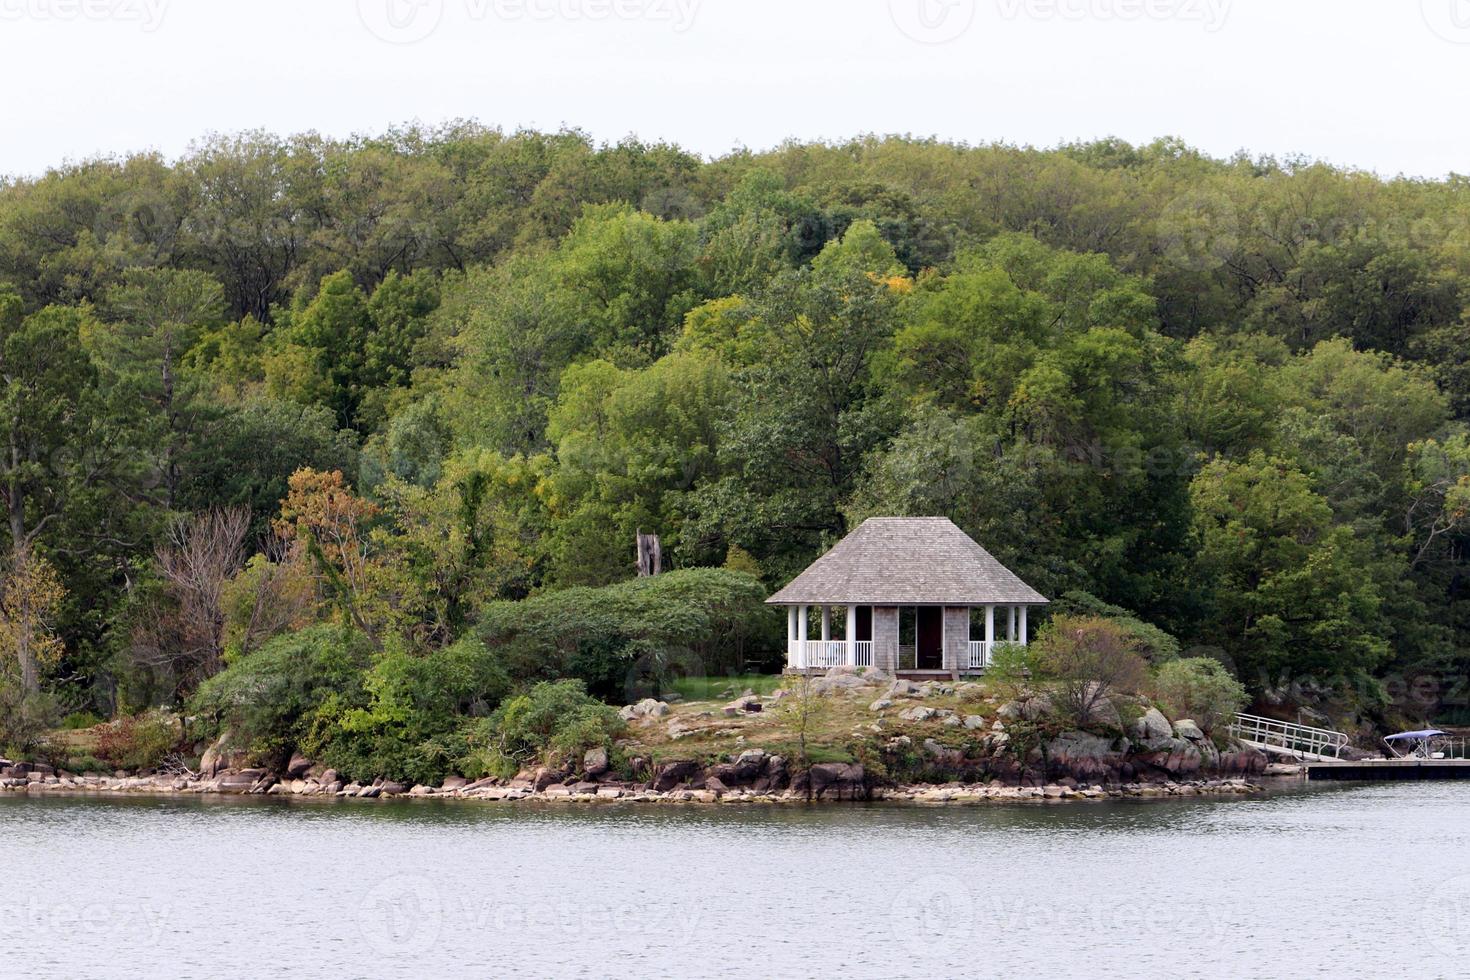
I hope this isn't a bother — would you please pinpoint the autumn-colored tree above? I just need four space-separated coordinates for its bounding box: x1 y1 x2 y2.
274 468 388 645
0 545 67 696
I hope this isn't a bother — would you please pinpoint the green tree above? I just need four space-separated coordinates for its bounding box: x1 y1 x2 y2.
94 268 226 508
1189 452 1388 687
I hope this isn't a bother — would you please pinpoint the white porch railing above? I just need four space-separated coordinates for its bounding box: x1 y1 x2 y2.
789 639 1014 670
789 640 874 668
803 640 848 668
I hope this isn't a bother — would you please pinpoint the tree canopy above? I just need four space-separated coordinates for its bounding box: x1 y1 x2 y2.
4 125 1470 731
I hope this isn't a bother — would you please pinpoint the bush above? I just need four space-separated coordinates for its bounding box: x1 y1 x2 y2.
190 626 515 784
459 680 625 780
308 637 512 785
1035 615 1148 726
0 688 56 758
61 711 104 731
189 625 372 770
94 712 181 771
1151 657 1247 733
1052 591 1181 663
475 568 776 698
985 641 1046 700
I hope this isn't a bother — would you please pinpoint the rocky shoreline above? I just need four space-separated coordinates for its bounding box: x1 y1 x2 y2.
3 669 1278 808
1 755 1270 806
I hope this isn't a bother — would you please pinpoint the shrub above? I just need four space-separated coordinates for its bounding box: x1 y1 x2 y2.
94 712 181 771
60 711 104 731
1151 657 1248 733
475 568 776 698
191 625 515 784
65 754 108 774
459 680 625 780
1035 615 1148 726
0 683 58 758
309 637 512 785
189 625 372 770
985 641 1046 700
1052 591 1181 663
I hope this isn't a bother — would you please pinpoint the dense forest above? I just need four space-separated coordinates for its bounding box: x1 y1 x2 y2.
3 124 1469 768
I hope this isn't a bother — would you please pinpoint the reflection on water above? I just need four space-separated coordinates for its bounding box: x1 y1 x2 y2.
5 783 1465 978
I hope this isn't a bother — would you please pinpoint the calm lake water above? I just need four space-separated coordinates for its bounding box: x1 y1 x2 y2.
5 783 1468 978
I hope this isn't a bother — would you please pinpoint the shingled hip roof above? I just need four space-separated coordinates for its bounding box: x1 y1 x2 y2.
766 517 1048 606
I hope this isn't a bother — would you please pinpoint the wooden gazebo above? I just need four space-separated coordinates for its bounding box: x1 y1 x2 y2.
767 517 1048 676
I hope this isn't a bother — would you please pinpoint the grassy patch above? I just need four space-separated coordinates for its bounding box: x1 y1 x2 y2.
665 673 786 702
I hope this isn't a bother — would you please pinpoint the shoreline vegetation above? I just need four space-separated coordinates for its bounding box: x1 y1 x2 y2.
4 665 1270 807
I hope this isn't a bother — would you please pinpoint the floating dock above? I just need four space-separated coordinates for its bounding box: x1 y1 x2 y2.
1306 759 1470 781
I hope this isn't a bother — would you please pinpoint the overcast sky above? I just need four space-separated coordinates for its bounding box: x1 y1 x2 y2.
1 0 1466 179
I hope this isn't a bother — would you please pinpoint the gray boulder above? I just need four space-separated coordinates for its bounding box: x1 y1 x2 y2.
1046 731 1126 781
619 699 670 722
1173 719 1205 741
803 763 867 801
1130 708 1174 743
732 749 768 781
652 759 701 792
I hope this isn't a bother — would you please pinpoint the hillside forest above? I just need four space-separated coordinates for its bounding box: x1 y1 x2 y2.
3 126 1470 773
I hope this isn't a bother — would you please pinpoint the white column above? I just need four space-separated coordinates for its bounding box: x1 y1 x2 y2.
1008 606 1018 642
798 605 809 667
846 604 858 665
985 604 995 649
787 606 797 666
1019 606 1028 645
821 606 831 642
